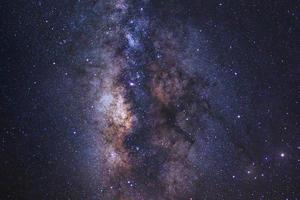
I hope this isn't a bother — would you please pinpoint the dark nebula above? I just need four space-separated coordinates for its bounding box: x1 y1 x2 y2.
1 0 299 199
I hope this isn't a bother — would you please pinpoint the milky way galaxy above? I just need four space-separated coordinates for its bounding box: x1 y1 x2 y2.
75 1 255 199
2 0 299 199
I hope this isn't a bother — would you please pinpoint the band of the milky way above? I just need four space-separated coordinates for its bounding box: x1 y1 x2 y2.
1 0 299 199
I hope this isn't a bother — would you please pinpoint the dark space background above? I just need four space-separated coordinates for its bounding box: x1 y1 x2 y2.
0 0 299 199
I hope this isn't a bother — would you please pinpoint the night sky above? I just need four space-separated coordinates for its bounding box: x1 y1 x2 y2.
1 0 300 199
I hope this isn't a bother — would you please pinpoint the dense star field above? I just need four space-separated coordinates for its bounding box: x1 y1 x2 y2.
1 0 299 199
